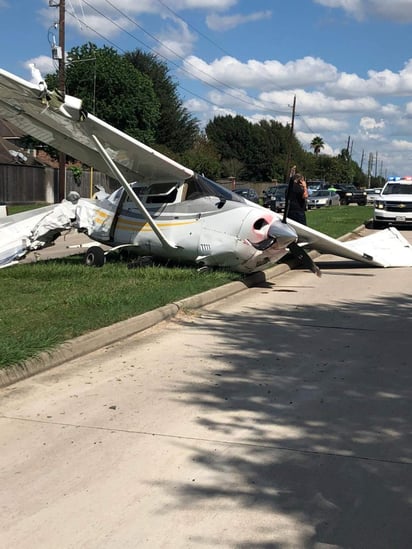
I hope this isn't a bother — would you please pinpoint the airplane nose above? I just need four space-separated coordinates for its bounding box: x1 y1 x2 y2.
267 219 297 248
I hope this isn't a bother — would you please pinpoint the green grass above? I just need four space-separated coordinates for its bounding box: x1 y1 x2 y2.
7 204 48 215
0 204 373 369
307 205 372 237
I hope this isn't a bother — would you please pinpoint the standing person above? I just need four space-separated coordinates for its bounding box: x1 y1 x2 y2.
286 172 308 225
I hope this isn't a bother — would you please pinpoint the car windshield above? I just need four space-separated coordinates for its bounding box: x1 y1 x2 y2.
266 185 287 194
382 183 412 195
311 190 329 197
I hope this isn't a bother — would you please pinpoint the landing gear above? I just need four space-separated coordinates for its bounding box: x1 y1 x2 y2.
127 256 154 269
84 246 106 267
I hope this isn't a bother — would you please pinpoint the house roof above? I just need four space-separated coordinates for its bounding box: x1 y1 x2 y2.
0 118 55 166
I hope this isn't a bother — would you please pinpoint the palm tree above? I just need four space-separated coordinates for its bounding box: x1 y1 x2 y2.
310 136 325 156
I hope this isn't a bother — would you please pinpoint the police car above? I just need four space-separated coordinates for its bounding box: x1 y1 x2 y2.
374 176 412 227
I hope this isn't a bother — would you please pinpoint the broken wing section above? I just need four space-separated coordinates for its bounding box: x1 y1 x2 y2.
341 227 412 267
0 202 76 268
290 221 412 267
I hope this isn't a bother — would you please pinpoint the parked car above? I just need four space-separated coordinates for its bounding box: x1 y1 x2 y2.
307 190 340 209
366 188 382 204
263 184 288 212
333 184 367 206
307 180 329 195
233 187 259 203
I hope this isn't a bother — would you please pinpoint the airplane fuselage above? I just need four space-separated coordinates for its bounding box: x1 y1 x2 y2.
78 187 295 272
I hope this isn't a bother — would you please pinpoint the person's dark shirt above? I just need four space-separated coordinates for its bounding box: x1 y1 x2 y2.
288 181 306 213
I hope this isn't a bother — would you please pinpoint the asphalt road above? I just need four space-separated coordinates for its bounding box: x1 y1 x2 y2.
1 228 412 548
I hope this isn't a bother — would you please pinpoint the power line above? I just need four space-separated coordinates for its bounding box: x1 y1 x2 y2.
71 0 290 116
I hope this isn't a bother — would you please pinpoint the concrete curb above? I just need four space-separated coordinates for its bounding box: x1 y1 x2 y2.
0 225 365 388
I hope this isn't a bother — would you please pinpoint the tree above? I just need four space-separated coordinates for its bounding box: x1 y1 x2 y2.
125 50 199 153
179 134 221 180
310 136 325 156
46 43 160 145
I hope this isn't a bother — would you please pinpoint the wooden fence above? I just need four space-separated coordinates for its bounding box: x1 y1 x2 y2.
0 164 117 204
0 163 273 204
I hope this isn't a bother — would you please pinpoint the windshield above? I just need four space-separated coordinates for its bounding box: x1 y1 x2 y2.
311 190 329 197
185 173 243 202
382 183 412 195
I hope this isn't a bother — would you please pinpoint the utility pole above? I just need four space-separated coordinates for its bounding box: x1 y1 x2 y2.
58 0 66 202
346 135 351 157
50 0 66 202
367 152 373 188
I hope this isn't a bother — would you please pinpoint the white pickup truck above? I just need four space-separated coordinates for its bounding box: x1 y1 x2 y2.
374 177 412 228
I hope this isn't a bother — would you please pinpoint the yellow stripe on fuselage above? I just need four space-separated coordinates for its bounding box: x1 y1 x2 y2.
94 209 110 224
115 218 197 231
91 209 197 231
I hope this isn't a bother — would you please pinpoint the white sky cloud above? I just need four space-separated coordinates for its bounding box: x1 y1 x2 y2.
182 55 338 90
360 117 385 131
206 10 272 31
24 56 56 78
314 0 412 22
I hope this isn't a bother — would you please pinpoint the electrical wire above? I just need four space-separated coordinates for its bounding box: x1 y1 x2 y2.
71 0 291 116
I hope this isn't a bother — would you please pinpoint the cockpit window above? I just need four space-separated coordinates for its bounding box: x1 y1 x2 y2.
185 173 243 203
144 183 178 203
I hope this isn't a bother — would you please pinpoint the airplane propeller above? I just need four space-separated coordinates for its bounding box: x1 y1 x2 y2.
266 219 298 250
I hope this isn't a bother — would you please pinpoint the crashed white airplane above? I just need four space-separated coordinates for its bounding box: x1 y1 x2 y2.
0 67 412 273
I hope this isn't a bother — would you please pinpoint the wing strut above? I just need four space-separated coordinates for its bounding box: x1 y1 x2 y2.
91 134 179 250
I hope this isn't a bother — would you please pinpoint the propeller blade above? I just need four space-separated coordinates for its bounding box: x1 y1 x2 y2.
288 241 322 277
282 166 296 223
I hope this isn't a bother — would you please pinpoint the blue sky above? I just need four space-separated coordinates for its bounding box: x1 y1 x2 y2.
2 0 412 178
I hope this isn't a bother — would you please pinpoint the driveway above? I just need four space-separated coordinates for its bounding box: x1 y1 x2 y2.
1 228 411 548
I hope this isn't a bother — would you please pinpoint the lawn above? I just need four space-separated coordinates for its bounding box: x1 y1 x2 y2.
0 205 373 368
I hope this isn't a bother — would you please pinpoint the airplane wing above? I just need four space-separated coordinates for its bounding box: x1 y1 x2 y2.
289 221 412 267
0 68 193 183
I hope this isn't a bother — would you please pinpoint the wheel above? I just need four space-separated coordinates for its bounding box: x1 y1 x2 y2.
84 246 106 267
340 198 348 206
